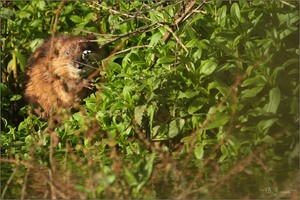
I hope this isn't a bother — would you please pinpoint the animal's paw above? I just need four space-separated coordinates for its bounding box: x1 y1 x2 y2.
82 79 95 90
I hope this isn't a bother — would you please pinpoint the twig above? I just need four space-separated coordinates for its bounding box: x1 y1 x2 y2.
99 23 164 47
149 1 205 68
183 3 208 22
49 132 57 199
21 167 31 200
0 158 33 167
91 2 137 19
90 1 170 21
43 173 69 199
1 167 18 199
73 28 114 37
177 72 248 198
280 0 296 8
49 168 57 199
162 0 199 43
157 22 189 53
132 119 156 152
49 0 67 62
75 23 163 49
206 153 257 197
110 45 153 56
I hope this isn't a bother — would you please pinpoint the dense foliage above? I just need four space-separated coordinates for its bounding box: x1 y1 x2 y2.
1 0 299 199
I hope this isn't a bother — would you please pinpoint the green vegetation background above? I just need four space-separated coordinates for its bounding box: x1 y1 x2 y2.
1 0 299 199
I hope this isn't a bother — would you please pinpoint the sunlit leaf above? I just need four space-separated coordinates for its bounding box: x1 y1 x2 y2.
230 3 241 20
149 32 162 46
0 7 14 19
70 15 82 23
10 94 22 101
134 105 146 126
194 143 204 159
178 90 199 99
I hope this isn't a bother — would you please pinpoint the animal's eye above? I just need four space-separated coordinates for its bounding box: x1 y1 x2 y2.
82 50 92 61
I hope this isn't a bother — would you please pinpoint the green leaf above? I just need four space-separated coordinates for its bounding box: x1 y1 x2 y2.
260 135 275 145
208 81 227 95
123 84 134 103
124 167 137 187
204 113 229 130
107 61 122 73
29 38 44 52
147 104 157 131
0 7 15 19
200 60 218 76
1 83 12 97
168 118 185 138
18 10 31 19
134 105 146 126
149 32 162 46
280 26 297 40
241 75 266 87
142 153 155 180
85 95 96 111
10 94 22 101
241 86 264 98
251 13 263 28
157 56 175 65
70 15 82 23
15 51 26 71
18 121 27 132
257 118 278 134
178 90 199 99
230 3 241 20
188 98 207 114
265 87 281 114
218 5 227 26
29 19 42 27
194 144 204 159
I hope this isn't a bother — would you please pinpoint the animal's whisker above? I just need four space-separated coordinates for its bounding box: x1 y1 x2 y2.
74 60 99 70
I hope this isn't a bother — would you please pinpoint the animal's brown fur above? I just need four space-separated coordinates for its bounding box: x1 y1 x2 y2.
24 35 106 118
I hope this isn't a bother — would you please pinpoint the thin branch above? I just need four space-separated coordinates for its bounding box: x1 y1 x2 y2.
157 22 189 53
21 167 30 200
280 0 296 8
162 0 199 43
110 45 153 57
90 1 173 21
0 158 33 168
132 119 156 152
1 167 18 199
42 172 69 199
99 23 164 47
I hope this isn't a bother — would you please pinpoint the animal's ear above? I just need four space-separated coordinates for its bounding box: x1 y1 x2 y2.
33 49 43 59
86 34 97 41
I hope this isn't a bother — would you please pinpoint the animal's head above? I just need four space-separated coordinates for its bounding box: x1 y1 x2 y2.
32 35 107 79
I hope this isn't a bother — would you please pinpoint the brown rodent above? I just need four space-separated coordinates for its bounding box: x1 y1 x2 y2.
24 34 107 119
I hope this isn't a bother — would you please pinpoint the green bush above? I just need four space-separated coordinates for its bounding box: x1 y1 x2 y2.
1 0 298 199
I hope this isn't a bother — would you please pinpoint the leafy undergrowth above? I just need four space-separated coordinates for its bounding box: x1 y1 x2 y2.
1 0 299 199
